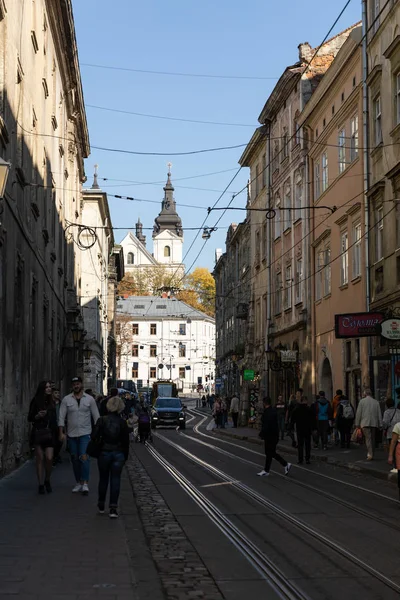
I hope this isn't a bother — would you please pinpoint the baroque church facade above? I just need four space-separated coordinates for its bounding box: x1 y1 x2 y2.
120 170 185 282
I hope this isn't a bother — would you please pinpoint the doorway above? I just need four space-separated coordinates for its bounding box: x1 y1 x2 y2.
320 357 333 400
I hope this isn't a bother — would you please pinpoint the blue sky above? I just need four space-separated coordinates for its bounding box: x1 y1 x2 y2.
72 0 361 272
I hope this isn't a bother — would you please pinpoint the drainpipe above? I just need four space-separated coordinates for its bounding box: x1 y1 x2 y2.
265 119 272 397
362 0 372 386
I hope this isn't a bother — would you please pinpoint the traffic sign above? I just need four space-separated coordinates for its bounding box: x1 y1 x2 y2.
215 378 222 385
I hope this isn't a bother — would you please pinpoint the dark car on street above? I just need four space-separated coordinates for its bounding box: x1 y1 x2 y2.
151 397 186 429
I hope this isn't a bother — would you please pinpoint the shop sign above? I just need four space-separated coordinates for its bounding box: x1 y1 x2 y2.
280 350 297 363
243 369 255 381
335 312 384 339
380 318 400 340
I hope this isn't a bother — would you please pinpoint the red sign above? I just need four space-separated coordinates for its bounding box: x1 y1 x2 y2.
335 312 384 339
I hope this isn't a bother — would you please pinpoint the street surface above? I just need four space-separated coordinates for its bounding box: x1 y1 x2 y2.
1 397 399 600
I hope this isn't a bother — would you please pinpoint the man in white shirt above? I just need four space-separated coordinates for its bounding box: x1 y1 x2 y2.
230 394 240 428
59 376 100 494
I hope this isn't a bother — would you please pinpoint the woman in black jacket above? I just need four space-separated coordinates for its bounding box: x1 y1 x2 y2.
28 381 57 494
91 396 130 518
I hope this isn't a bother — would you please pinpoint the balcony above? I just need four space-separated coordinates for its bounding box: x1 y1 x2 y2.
236 303 249 319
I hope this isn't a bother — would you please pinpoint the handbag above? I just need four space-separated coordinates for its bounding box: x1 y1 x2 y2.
33 421 53 446
351 427 364 444
87 419 103 458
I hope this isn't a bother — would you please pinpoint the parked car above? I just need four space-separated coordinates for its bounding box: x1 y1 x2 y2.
151 397 186 429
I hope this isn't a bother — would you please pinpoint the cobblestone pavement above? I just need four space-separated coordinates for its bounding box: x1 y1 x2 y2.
126 450 224 600
0 455 165 600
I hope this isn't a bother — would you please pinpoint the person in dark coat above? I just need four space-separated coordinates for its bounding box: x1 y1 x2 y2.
291 395 315 464
257 397 291 477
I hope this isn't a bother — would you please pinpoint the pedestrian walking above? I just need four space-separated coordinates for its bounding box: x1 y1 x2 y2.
354 388 383 460
382 398 400 471
28 381 58 494
286 393 299 448
332 389 343 446
275 394 286 441
58 376 100 495
230 393 240 428
257 397 291 477
202 394 207 408
213 397 223 428
291 395 314 464
137 400 151 443
336 395 354 449
222 398 228 428
388 422 400 501
91 395 130 518
315 391 332 450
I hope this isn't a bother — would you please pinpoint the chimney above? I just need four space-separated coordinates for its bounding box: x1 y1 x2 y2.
298 42 313 63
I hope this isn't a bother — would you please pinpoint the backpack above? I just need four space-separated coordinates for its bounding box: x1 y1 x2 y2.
343 404 354 420
318 401 329 420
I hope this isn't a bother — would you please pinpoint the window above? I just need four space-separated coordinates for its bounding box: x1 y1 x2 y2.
353 223 362 278
127 252 134 265
332 104 335 115
150 323 157 335
322 152 328 192
315 162 321 199
355 339 360 364
375 265 384 294
150 345 157 357
132 323 139 335
316 250 323 301
274 200 281 238
255 230 260 264
338 128 346 173
150 367 156 378
282 129 288 159
260 153 266 188
371 0 380 34
179 323 186 335
295 258 302 303
374 96 382 145
132 363 138 378
396 202 400 248
340 232 348 285
350 115 359 161
179 367 186 379
294 117 301 145
324 248 331 296
353 75 356 88
295 177 302 221
284 264 292 310
284 185 291 230
376 207 383 261
397 256 400 284
275 272 282 314
396 73 400 125
179 343 186 357
273 141 279 173
164 246 171 257
132 344 139 357
345 342 352 368
255 164 260 196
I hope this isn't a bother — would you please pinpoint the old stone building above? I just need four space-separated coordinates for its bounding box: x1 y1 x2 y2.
234 28 357 405
300 26 368 403
0 1 90 474
214 218 251 413
364 0 400 402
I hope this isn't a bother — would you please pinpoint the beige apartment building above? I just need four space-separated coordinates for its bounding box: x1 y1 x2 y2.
364 0 400 402
300 26 368 403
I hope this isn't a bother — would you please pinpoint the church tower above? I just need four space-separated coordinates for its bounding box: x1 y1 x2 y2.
152 166 184 270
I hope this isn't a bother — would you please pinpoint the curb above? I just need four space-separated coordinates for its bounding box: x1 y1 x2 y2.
213 429 396 484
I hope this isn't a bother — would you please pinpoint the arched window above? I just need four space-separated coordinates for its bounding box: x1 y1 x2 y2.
127 252 134 264
164 245 171 257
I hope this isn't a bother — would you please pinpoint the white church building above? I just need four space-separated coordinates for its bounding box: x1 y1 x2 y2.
120 169 185 279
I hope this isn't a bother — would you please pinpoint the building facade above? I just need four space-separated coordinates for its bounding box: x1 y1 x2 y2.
301 26 368 403
214 218 251 414
0 0 89 474
365 0 400 403
81 169 124 395
116 296 215 395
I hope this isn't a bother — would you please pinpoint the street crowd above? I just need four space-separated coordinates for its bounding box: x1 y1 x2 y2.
27 377 146 517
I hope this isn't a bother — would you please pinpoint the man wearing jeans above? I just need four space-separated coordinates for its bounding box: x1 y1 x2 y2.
59 376 100 495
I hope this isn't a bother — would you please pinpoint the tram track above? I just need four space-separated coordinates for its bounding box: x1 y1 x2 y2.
152 429 400 596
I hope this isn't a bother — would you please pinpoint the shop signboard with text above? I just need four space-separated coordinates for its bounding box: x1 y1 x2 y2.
379 319 400 340
335 312 384 339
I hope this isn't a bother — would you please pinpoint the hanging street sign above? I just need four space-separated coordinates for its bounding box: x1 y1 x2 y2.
280 350 297 363
243 369 255 381
379 318 400 340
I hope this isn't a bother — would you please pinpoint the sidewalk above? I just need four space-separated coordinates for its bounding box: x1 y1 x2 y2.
0 457 164 600
196 409 396 482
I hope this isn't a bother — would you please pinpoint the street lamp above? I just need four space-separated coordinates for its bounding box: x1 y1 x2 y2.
71 325 83 344
83 346 92 361
0 157 11 198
